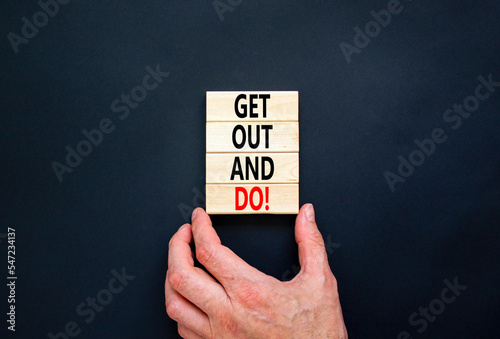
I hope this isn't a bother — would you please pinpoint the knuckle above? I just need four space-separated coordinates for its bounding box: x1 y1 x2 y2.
237 285 264 307
217 312 239 336
321 273 340 299
166 297 180 320
168 268 187 291
177 324 187 338
326 273 339 292
196 244 216 265
304 266 336 290
326 270 338 284
309 231 326 249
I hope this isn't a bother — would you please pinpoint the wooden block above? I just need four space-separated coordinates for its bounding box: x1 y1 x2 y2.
207 91 298 122
206 153 298 184
205 91 300 215
206 122 299 153
206 184 299 214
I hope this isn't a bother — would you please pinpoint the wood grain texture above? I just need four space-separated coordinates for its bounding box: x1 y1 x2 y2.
206 122 299 153
205 184 299 214
206 91 298 122
206 153 298 184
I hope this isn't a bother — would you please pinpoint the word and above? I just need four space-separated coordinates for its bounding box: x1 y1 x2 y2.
51 64 168 182
47 268 135 338
8 0 72 54
6 228 16 332
397 277 467 338
230 156 274 181
384 74 500 192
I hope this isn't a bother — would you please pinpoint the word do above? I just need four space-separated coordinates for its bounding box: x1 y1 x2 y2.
235 186 269 211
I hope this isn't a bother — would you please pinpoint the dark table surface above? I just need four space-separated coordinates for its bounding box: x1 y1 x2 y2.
1 0 499 338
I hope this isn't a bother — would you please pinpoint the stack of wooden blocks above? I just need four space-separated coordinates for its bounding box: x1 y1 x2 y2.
206 91 299 214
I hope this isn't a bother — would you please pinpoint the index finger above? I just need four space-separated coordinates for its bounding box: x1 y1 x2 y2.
167 223 228 314
190 209 268 292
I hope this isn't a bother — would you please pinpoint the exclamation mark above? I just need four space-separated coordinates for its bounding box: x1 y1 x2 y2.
265 187 269 211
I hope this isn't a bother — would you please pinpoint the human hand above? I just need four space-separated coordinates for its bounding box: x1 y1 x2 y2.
165 204 348 338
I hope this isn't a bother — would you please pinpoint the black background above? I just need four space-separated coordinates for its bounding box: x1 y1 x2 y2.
1 0 499 338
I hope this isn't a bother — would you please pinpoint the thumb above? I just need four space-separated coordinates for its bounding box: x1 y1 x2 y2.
295 204 329 275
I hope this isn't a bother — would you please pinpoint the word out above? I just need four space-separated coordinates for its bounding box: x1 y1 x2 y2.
232 125 273 149
206 91 299 214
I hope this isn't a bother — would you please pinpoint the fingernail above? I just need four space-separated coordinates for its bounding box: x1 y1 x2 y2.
178 224 186 231
191 208 198 222
305 204 315 222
